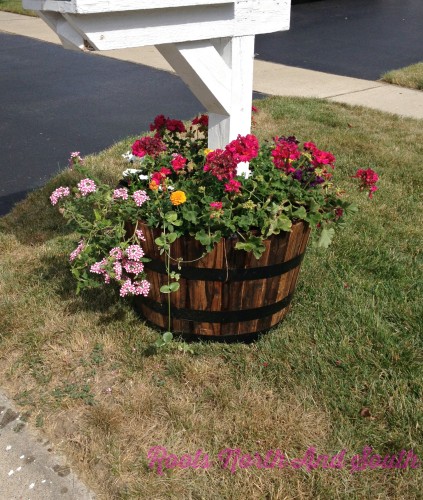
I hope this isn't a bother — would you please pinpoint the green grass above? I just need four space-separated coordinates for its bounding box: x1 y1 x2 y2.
381 62 423 91
0 0 35 16
1 97 422 499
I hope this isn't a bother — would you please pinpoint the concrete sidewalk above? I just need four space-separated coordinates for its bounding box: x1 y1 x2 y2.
1 11 422 120
0 392 95 499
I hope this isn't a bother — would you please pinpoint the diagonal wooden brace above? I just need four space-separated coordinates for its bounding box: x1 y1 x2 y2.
157 35 255 149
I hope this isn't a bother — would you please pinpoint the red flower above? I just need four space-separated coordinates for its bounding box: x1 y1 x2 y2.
171 154 187 171
312 149 336 168
149 114 167 136
271 136 301 172
192 114 209 129
224 179 242 193
204 149 237 181
132 136 166 158
149 115 186 136
210 201 223 210
166 119 186 133
353 168 379 198
151 167 172 186
225 134 259 163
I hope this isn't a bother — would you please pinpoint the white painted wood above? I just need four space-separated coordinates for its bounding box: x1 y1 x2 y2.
24 0 233 15
23 1 290 50
38 11 85 50
208 35 254 149
57 6 235 50
158 41 232 116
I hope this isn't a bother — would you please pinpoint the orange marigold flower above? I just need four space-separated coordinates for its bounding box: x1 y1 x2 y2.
149 180 159 191
170 190 187 205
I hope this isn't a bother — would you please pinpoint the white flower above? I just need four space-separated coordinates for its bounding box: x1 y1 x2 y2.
122 151 135 162
122 168 142 177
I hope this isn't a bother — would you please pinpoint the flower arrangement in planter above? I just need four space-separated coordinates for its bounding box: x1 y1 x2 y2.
50 113 378 340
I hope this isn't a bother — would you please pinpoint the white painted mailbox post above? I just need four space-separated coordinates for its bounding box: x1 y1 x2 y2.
23 0 291 149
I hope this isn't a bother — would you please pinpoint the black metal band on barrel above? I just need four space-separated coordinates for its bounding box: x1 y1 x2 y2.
143 253 304 282
139 293 294 323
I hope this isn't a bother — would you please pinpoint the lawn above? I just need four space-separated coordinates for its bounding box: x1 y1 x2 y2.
0 0 35 16
1 97 422 499
381 62 423 91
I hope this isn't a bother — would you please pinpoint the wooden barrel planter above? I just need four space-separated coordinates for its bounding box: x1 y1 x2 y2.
131 221 310 341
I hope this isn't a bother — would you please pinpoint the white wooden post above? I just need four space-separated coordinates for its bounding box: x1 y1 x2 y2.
23 0 291 149
157 35 254 149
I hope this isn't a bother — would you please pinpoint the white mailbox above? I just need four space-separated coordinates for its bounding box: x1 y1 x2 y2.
23 0 292 148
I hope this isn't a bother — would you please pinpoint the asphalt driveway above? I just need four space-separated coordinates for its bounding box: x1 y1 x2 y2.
0 33 204 215
256 0 423 80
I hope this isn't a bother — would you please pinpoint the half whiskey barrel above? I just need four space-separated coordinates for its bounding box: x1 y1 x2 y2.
131 221 310 340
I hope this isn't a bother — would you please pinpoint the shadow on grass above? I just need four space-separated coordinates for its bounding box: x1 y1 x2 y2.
0 173 82 246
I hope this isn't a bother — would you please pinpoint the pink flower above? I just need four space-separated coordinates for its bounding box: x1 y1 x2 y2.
113 260 122 280
210 201 223 210
90 258 111 283
69 240 85 262
113 188 128 200
77 178 96 196
122 259 144 275
68 152 84 169
224 179 242 193
90 258 107 275
133 280 150 297
109 247 123 260
132 190 150 207
135 229 146 241
119 278 150 297
126 244 144 261
171 154 187 171
50 186 70 205
120 278 135 297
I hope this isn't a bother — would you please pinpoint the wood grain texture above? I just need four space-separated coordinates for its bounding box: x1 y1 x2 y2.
132 221 310 338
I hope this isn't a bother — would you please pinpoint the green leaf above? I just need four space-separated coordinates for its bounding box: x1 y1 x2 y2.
317 227 335 248
195 229 212 246
292 206 307 220
266 215 292 236
182 210 197 223
155 235 166 247
165 212 178 223
235 236 266 259
167 232 178 243
162 332 173 343
168 282 180 292
160 285 172 293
